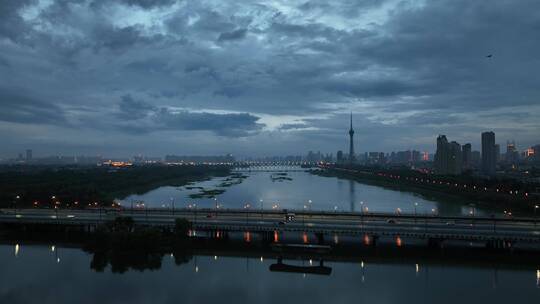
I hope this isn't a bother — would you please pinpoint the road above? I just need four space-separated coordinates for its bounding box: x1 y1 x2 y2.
1 208 540 242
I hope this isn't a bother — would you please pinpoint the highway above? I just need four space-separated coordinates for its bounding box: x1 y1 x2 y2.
2 208 540 243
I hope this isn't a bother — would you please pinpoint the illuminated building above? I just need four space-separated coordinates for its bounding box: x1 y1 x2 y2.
505 141 519 164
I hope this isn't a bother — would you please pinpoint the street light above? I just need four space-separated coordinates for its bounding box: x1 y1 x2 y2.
14 195 20 214
303 205 307 227
535 205 539 226
244 203 251 224
414 202 418 223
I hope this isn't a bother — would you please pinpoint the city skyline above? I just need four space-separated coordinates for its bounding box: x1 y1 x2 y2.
1 1 540 158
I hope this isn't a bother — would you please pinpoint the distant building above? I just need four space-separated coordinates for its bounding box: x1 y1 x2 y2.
505 141 519 164
533 144 540 162
481 131 496 176
471 151 481 166
367 152 385 165
348 113 355 164
494 144 501 163
462 143 472 169
336 150 344 164
434 135 449 174
422 151 429 161
434 135 462 175
25 149 32 161
448 141 463 175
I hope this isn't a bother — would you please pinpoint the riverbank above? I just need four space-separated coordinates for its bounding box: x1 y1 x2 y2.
312 167 539 215
0 165 231 208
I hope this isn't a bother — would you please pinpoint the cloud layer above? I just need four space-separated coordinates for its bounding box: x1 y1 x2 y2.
1 0 539 157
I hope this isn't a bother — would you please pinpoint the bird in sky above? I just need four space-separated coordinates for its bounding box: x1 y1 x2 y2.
486 54 493 58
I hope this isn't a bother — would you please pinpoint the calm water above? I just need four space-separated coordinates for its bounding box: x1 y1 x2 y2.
1 244 539 303
120 168 490 216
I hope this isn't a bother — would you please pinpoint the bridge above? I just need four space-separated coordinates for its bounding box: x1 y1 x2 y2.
1 208 539 247
231 162 322 172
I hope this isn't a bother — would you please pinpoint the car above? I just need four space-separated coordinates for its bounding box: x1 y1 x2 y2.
278 221 286 225
446 221 455 226
386 219 396 224
206 214 214 218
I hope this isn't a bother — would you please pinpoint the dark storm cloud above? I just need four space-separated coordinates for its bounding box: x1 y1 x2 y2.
278 123 309 130
1 0 540 157
113 96 262 137
90 0 178 9
118 0 178 9
217 29 248 42
156 109 262 137
116 95 157 120
0 0 35 42
0 89 67 125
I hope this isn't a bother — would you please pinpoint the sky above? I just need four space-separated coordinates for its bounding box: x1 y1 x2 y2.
1 0 539 158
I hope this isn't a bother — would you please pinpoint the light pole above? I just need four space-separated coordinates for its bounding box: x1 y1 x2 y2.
360 201 364 228
469 203 476 228
171 197 175 215
260 199 264 219
303 205 307 227
244 203 250 225
414 202 418 223
14 195 20 215
192 203 197 224
535 205 539 226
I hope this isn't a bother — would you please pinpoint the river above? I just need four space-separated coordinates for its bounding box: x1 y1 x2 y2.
1 243 539 303
119 167 493 216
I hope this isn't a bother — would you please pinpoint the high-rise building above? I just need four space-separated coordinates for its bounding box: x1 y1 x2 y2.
337 150 344 164
462 143 472 169
472 151 481 165
348 113 355 164
448 141 463 175
481 131 496 176
434 135 462 175
505 141 519 164
434 135 449 174
25 149 32 161
533 144 540 162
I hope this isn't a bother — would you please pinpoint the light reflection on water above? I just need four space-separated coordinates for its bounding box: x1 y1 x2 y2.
119 169 491 216
0 244 539 303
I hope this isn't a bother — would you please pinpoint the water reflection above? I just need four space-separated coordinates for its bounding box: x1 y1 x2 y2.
119 170 492 216
349 179 356 212
1 242 539 304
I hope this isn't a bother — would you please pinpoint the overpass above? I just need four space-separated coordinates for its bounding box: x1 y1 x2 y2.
1 208 539 246
231 162 322 172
